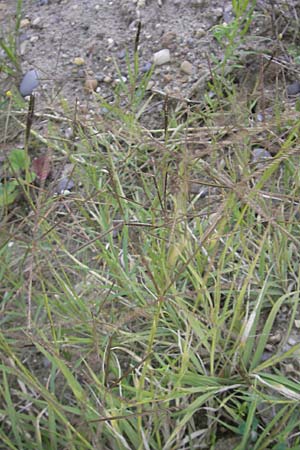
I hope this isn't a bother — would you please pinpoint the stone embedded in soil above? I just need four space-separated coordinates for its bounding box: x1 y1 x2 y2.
163 73 173 83
252 147 271 162
31 17 42 28
180 60 193 75
20 18 30 28
84 78 98 92
195 28 206 38
73 57 85 66
146 80 155 91
20 41 28 56
160 31 177 49
141 62 152 73
104 75 112 84
56 177 75 194
117 49 126 59
295 320 300 328
287 81 300 96
153 49 171 66
19 69 39 96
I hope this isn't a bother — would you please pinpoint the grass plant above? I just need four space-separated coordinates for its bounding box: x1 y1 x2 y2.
1 1 300 449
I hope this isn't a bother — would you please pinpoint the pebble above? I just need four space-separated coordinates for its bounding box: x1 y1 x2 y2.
196 28 206 38
84 78 98 92
56 180 74 195
287 81 300 96
64 127 73 139
43 357 51 369
260 351 272 362
153 49 170 66
20 41 28 56
117 49 126 59
141 62 152 73
73 57 85 66
269 332 281 344
180 60 193 75
288 337 297 346
20 18 30 28
30 36 39 43
285 364 295 373
213 7 223 20
107 38 114 49
104 75 112 84
100 107 109 115
163 73 173 83
31 17 42 28
146 80 155 90
252 148 271 162
187 38 195 48
19 69 39 96
160 31 177 48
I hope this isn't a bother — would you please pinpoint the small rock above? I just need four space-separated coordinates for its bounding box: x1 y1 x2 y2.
287 81 300 96
30 35 39 43
114 76 127 84
100 107 109 115
56 177 75 194
20 33 29 43
20 18 30 28
260 351 272 362
269 332 281 344
85 78 98 92
180 60 193 75
146 80 155 91
43 357 51 368
31 17 42 28
153 49 170 66
214 7 223 19
19 69 39 96
117 49 126 59
64 127 73 139
252 148 271 163
163 73 173 83
285 364 295 374
20 41 28 56
73 57 85 66
95 73 105 82
160 31 177 48
107 38 114 49
295 320 300 328
196 28 206 38
104 75 112 84
141 62 152 73
288 337 297 346
186 38 195 48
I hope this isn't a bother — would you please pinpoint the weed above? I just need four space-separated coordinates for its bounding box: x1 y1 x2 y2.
1 1 300 449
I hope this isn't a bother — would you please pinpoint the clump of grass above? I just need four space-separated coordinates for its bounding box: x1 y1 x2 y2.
1 1 300 449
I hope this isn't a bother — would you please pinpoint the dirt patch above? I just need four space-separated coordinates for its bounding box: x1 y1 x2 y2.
1 1 239 110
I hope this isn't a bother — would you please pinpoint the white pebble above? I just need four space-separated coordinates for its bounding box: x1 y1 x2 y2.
153 49 170 66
